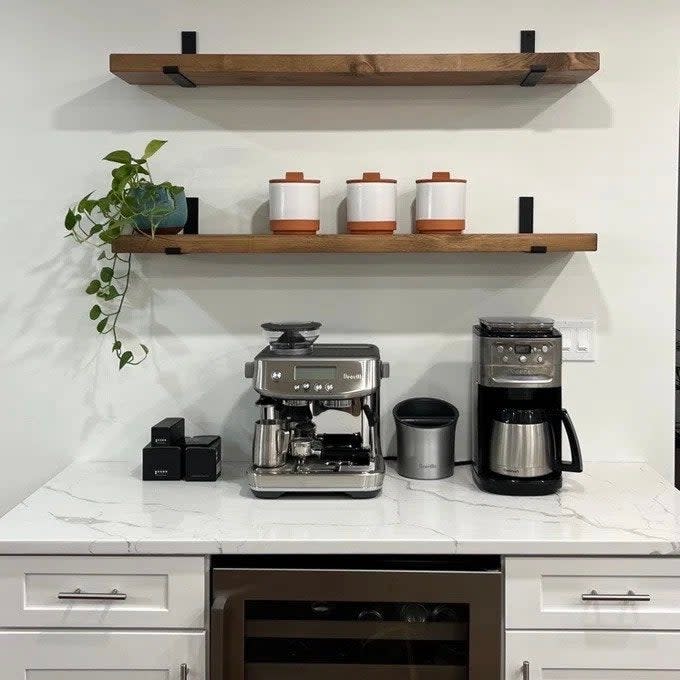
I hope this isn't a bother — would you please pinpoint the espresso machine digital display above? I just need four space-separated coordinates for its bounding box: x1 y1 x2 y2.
294 365 337 380
514 344 532 354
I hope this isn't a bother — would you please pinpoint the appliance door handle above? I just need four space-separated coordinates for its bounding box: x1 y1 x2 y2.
559 408 583 472
522 661 530 680
582 589 651 602
57 588 127 601
210 594 229 680
491 376 553 385
179 663 188 680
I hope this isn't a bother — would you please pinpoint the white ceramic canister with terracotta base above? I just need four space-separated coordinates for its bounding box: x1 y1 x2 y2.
346 172 397 234
415 171 466 233
269 171 320 234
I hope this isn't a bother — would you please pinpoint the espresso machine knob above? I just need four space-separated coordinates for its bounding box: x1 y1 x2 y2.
381 362 390 378
244 361 255 379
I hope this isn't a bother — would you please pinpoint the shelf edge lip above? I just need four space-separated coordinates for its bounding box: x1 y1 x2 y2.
112 233 598 255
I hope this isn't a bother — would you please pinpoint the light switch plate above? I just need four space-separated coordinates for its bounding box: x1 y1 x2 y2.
555 319 596 361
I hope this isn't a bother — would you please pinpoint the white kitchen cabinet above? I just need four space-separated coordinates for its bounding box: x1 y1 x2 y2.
0 555 206 628
0 630 205 680
506 630 680 679
506 557 680 630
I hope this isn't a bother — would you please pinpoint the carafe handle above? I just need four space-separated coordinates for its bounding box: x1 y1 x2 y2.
560 408 583 472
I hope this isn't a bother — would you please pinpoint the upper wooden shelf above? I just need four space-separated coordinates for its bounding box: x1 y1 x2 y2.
109 52 600 87
112 233 598 255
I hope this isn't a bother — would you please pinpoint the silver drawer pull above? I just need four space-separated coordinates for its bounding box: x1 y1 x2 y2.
57 588 127 601
522 660 530 680
581 589 651 602
180 663 188 680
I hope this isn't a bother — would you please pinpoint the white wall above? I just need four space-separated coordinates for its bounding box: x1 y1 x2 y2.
1 0 678 513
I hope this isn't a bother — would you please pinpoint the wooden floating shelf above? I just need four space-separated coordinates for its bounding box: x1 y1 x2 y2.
110 52 599 87
112 233 598 255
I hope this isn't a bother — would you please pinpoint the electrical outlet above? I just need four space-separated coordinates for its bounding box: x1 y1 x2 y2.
555 319 596 362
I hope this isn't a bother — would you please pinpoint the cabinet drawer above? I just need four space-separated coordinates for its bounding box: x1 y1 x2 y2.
506 557 680 630
0 556 205 628
0 630 205 679
506 630 680 678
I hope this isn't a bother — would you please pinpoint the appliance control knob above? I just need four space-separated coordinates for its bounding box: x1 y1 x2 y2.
314 383 323 392
542 345 549 353
325 383 334 391
302 382 311 390
519 355 527 364
380 362 390 379
502 356 509 363
537 356 544 364
496 345 504 353
294 384 301 391
271 371 282 381
507 346 514 353
244 362 255 379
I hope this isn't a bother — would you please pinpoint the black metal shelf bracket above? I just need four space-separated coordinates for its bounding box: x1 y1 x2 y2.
519 196 548 253
163 30 198 87
184 196 199 234
519 29 547 86
163 196 198 255
519 196 534 234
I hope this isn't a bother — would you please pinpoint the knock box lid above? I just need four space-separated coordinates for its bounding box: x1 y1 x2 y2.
270 171 320 184
416 171 467 184
347 172 397 184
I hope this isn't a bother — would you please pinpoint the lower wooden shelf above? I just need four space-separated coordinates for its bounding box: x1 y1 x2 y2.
112 233 597 254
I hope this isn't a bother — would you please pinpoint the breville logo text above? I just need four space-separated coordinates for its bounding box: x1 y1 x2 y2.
419 463 437 469
343 372 362 380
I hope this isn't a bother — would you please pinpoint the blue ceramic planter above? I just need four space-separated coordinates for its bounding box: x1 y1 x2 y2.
129 186 187 234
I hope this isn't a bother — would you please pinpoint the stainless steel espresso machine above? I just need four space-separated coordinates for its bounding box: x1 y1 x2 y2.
472 317 583 496
244 322 390 498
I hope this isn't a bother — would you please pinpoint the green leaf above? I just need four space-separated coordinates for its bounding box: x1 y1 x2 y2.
89 304 101 320
100 266 114 283
96 318 107 333
77 191 94 212
112 340 122 352
104 285 120 300
85 280 101 295
142 139 166 160
140 344 149 354
89 224 103 235
103 150 132 164
119 350 133 369
80 199 98 213
64 209 76 230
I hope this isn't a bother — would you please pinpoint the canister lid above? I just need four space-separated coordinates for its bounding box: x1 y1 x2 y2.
270 171 320 184
416 171 466 184
347 172 397 184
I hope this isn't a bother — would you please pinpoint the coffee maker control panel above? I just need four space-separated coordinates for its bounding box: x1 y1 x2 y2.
478 336 562 388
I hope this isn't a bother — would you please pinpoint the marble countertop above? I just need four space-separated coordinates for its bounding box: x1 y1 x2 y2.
0 459 679 556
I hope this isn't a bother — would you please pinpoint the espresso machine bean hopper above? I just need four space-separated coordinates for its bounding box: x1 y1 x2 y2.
244 322 390 498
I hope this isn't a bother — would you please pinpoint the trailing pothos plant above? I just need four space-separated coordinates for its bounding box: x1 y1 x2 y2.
64 139 184 369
